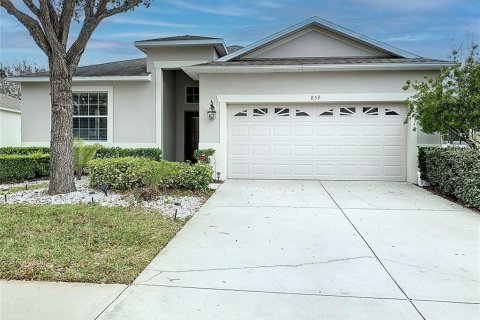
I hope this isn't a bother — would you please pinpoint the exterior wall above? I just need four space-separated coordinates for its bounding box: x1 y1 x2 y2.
198 70 441 183
162 70 176 160
245 26 387 59
0 109 21 146
21 80 156 147
175 71 199 162
146 47 216 72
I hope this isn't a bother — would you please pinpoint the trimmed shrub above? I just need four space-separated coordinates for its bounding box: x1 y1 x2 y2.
0 154 50 181
87 157 213 191
417 146 436 180
87 157 156 190
193 148 215 165
0 147 50 155
422 147 480 208
95 147 162 161
0 146 162 161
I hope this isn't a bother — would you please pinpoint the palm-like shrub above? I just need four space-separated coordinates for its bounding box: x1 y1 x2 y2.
73 138 101 179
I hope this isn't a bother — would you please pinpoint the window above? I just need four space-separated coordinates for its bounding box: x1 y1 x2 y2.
340 107 356 116
253 108 268 116
73 92 108 141
234 110 248 117
319 108 334 116
385 108 399 116
275 108 290 116
186 86 199 103
363 107 378 115
295 109 310 117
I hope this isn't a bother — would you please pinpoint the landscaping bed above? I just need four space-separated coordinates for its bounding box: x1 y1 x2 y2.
0 204 184 283
0 177 212 219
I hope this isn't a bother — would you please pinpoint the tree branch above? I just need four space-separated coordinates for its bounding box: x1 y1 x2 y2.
37 0 64 55
1 0 50 55
59 0 76 47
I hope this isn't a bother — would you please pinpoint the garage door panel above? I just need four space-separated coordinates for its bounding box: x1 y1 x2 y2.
228 105 406 181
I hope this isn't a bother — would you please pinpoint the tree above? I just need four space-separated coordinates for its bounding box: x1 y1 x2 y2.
404 43 480 149
1 0 150 194
1 60 46 99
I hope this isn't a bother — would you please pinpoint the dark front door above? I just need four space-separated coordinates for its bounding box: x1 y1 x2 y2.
184 111 199 162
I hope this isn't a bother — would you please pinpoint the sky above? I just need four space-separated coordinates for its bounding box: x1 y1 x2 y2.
1 0 479 68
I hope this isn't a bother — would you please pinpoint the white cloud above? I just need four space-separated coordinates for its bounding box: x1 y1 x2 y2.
163 0 255 17
108 16 196 28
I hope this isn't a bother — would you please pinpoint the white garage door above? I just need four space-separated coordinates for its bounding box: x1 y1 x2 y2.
227 104 407 181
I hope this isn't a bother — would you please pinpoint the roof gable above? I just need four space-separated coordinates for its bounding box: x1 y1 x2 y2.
218 17 419 61
244 26 389 59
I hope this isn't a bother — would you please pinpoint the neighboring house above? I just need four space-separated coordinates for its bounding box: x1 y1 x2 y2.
0 94 21 146
10 17 449 183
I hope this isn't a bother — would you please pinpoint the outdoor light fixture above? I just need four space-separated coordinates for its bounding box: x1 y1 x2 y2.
2 187 9 203
207 101 217 121
216 172 221 182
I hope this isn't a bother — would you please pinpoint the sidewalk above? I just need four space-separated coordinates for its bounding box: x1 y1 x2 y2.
0 280 126 320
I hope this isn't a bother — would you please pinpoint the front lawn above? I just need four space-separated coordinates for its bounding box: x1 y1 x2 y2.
0 204 184 284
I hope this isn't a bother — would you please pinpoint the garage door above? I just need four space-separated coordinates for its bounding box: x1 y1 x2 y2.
227 104 407 181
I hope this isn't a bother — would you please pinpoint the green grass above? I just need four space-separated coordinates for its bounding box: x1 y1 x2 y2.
7 182 49 194
0 204 184 284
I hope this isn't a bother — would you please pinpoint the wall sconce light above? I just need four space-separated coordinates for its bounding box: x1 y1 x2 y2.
207 101 217 121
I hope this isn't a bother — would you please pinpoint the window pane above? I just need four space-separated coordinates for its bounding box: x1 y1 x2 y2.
98 104 107 115
73 118 79 129
79 93 88 104
78 105 88 115
99 129 107 140
80 118 88 128
88 93 98 105
98 93 107 105
89 104 99 116
88 129 99 141
78 129 89 139
99 118 107 129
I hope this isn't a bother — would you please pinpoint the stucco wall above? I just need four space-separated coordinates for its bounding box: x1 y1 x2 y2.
245 26 386 59
175 71 199 162
0 110 21 146
199 70 439 143
146 46 216 72
21 80 156 146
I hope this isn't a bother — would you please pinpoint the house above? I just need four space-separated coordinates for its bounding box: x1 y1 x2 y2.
11 17 449 183
0 94 21 146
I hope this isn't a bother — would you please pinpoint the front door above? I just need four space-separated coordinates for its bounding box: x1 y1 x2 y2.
184 111 199 162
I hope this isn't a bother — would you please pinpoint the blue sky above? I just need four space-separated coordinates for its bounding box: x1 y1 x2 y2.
1 0 479 67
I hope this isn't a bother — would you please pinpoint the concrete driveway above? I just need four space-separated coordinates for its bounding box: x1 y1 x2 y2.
99 180 479 320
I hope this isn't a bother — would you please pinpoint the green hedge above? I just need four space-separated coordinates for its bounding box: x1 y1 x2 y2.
94 147 162 161
87 157 212 191
0 154 50 181
419 146 480 208
0 147 50 155
0 146 162 161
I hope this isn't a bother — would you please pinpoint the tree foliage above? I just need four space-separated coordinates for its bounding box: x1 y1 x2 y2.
1 0 151 194
404 43 480 148
0 60 46 99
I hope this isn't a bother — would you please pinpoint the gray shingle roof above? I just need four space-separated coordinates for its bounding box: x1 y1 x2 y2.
0 94 21 111
227 45 244 54
139 35 220 42
16 58 148 78
200 57 450 66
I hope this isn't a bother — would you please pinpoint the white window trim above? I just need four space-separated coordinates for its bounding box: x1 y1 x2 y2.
72 85 113 144
185 86 199 104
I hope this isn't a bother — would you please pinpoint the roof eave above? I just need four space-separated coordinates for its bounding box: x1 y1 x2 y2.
183 62 450 80
134 39 228 56
0 107 21 114
218 17 419 62
7 75 152 82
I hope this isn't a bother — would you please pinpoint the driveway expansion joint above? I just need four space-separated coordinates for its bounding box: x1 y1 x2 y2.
134 283 411 301
319 181 428 320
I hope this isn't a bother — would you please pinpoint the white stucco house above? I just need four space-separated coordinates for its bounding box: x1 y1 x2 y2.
0 94 22 146
11 17 450 183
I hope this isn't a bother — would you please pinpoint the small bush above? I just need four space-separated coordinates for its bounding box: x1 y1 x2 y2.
87 157 156 190
0 146 162 161
0 147 50 155
95 147 162 161
193 148 215 165
0 154 50 181
417 146 436 180
88 157 213 191
421 147 480 208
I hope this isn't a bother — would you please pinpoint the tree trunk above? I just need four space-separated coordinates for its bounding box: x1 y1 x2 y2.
48 56 76 195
